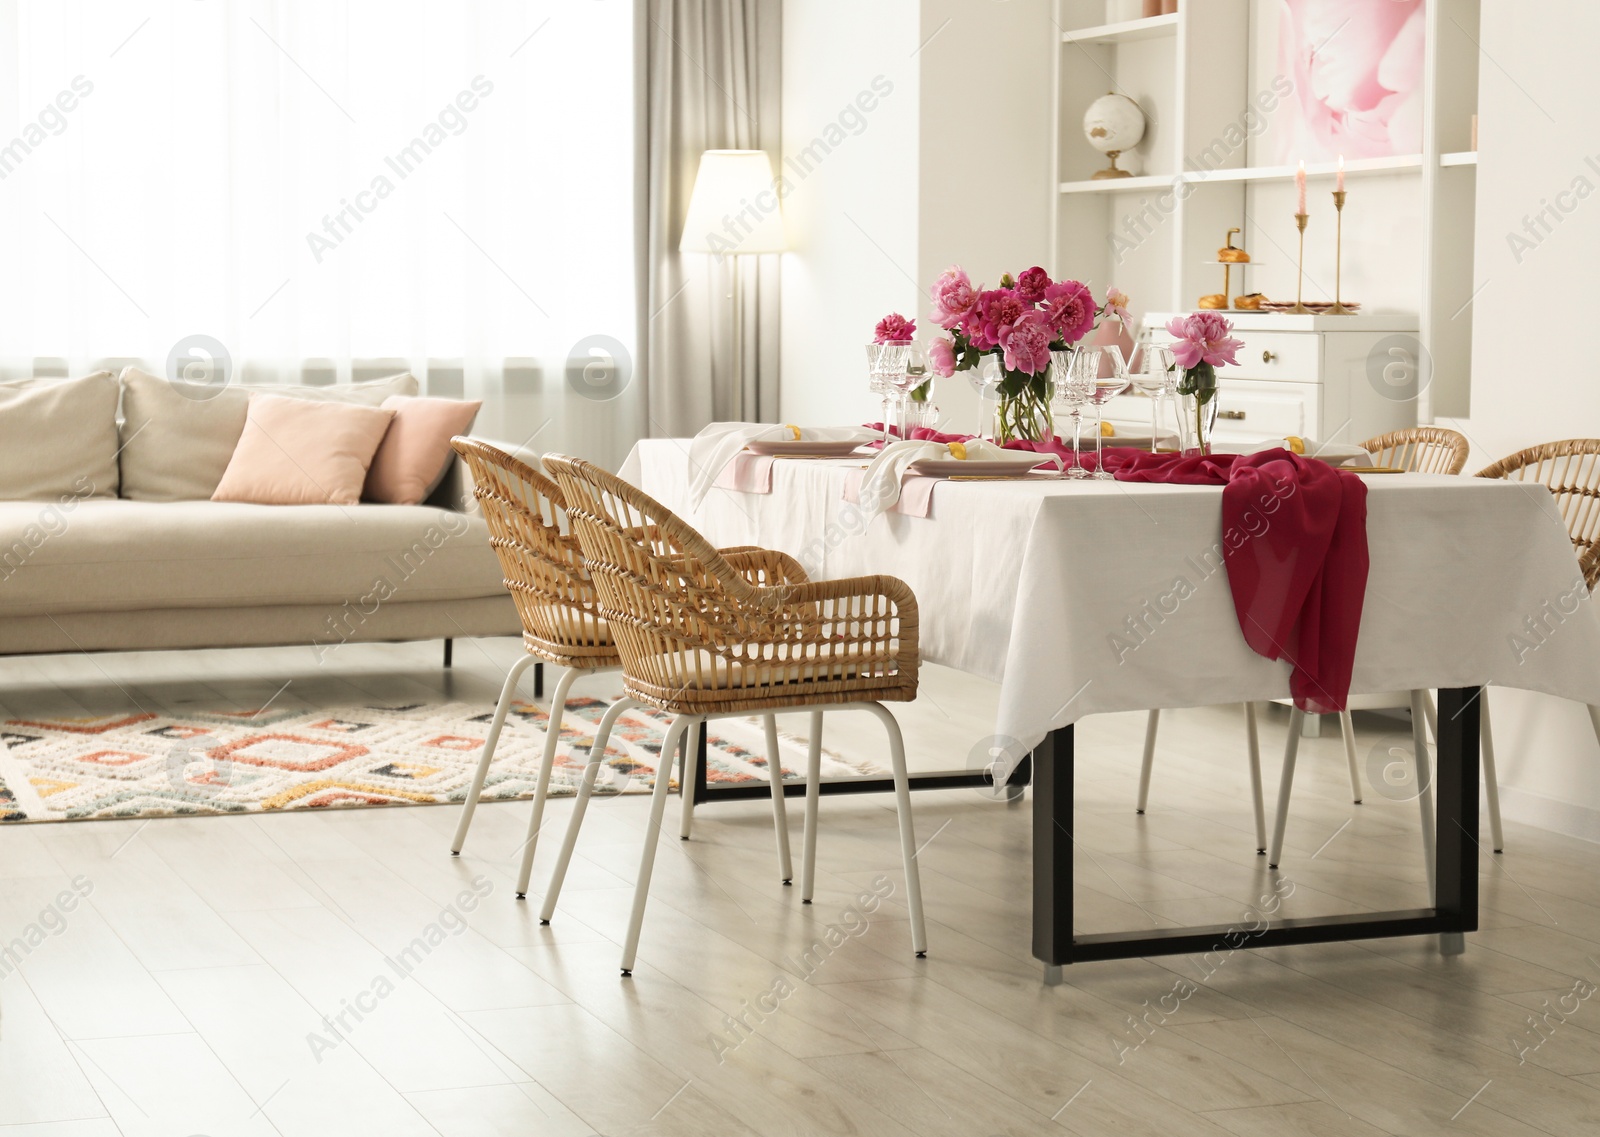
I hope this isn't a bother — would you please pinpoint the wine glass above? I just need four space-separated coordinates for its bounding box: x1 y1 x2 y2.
887 343 927 440
1089 344 1131 480
966 357 1002 442
1125 339 1177 454
1050 347 1094 479
865 343 908 446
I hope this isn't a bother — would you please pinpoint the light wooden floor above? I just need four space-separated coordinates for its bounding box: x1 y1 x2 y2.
4 638 1600 1136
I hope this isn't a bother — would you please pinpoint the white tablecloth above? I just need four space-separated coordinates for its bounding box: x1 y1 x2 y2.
623 439 1600 752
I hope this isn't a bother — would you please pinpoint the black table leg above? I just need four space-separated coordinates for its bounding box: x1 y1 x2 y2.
1031 689 1479 972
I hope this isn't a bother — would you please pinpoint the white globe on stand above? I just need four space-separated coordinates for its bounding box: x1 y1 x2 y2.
1083 93 1146 156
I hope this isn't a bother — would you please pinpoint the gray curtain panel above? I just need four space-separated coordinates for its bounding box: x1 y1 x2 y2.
639 0 782 437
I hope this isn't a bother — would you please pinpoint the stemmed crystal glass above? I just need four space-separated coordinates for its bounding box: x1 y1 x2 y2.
1125 339 1178 454
1089 344 1131 480
865 343 911 446
966 358 1002 442
1050 347 1094 479
888 344 928 440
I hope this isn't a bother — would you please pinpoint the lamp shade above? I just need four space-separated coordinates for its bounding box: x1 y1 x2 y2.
679 149 786 255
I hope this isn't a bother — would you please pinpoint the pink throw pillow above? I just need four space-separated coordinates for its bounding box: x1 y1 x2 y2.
212 395 397 505
363 395 484 505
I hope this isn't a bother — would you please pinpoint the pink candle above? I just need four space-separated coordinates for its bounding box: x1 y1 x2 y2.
1336 154 1345 193
1295 160 1307 214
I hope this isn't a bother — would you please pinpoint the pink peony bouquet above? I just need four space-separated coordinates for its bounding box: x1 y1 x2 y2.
926 264 1129 442
1165 312 1243 454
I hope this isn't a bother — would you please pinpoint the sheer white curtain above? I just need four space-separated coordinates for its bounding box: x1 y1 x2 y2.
0 0 640 466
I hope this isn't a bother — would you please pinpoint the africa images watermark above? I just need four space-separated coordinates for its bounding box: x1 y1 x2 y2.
0 475 100 585
0 875 96 980
1509 576 1591 664
305 75 495 264
1108 470 1299 664
304 874 493 1062
0 75 95 181
691 75 895 260
1110 75 1294 265
1505 154 1600 265
705 874 895 1064
1510 968 1599 1065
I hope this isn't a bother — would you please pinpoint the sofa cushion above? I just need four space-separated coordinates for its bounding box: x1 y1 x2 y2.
117 366 419 502
212 395 396 506
365 395 483 505
0 500 508 617
0 373 119 501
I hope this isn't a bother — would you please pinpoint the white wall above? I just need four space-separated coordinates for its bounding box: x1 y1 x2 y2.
778 0 920 427
1450 0 1600 841
779 0 1054 430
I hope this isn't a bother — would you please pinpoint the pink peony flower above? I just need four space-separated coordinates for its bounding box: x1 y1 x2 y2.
930 266 979 329
1103 287 1132 331
1041 279 1095 344
998 310 1054 376
1165 312 1243 370
1015 266 1052 305
874 312 916 344
969 289 1024 350
928 336 958 378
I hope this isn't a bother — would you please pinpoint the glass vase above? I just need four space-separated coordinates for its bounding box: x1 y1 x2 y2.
1176 391 1219 456
984 357 1054 444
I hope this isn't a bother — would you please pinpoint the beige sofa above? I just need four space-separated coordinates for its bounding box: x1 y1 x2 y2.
0 367 519 658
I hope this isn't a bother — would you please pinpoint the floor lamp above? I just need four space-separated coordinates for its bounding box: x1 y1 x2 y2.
680 150 786 414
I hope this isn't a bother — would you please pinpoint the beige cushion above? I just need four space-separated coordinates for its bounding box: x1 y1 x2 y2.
117 366 419 501
0 373 119 501
212 395 396 506
0 500 508 617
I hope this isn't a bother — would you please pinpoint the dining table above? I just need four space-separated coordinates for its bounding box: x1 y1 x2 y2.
619 437 1600 980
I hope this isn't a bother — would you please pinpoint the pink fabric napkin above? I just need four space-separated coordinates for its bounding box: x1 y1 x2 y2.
842 469 939 518
712 452 776 494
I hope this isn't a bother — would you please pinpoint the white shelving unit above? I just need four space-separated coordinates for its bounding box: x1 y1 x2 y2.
1050 0 1483 423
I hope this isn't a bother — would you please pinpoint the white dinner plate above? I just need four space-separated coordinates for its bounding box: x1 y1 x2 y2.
745 440 869 457
907 453 1055 478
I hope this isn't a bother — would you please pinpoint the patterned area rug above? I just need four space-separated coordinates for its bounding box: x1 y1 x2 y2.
0 697 876 823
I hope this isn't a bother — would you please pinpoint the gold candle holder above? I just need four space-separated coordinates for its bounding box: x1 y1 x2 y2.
1287 212 1312 314
1328 189 1354 314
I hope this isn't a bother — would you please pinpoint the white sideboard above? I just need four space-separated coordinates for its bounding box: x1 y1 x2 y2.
1106 312 1421 448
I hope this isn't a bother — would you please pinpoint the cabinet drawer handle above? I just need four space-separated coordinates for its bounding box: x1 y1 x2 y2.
1217 410 1247 420
1261 351 1277 363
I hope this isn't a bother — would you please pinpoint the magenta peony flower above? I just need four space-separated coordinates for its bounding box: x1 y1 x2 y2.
1041 279 1095 344
969 288 1025 350
930 266 979 330
998 310 1054 376
1165 312 1243 370
874 312 916 344
928 336 958 378
1015 266 1052 304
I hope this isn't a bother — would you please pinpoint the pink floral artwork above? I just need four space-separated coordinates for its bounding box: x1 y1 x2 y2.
1276 0 1425 162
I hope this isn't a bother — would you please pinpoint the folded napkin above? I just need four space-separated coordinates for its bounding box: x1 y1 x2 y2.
857 438 1062 520
687 422 876 507
1106 447 1369 713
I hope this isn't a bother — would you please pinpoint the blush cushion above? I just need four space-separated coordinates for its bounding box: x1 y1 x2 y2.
364 395 483 505
212 395 397 506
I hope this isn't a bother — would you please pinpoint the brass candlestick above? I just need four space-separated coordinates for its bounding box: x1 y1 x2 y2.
1328 189 1354 314
1288 212 1312 314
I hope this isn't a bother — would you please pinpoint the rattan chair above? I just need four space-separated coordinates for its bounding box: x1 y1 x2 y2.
541 453 928 975
1266 428 1483 886
447 439 626 897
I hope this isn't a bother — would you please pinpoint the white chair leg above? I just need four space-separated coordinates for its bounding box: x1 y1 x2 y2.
1480 689 1504 854
1136 708 1159 814
1244 702 1266 854
1339 710 1363 804
800 711 823 904
511 666 587 896
762 714 794 884
621 715 698 975
539 695 637 921
450 653 540 855
1422 691 1439 743
679 720 701 840
1589 703 1600 751
1410 690 1437 904
1268 708 1304 868
861 703 927 957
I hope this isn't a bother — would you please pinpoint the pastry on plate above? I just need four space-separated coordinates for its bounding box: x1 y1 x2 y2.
1217 246 1250 263
1234 292 1265 310
1198 293 1228 310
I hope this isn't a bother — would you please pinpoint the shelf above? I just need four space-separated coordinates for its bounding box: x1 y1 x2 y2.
1059 154 1424 194
1060 13 1179 45
1439 151 1479 168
